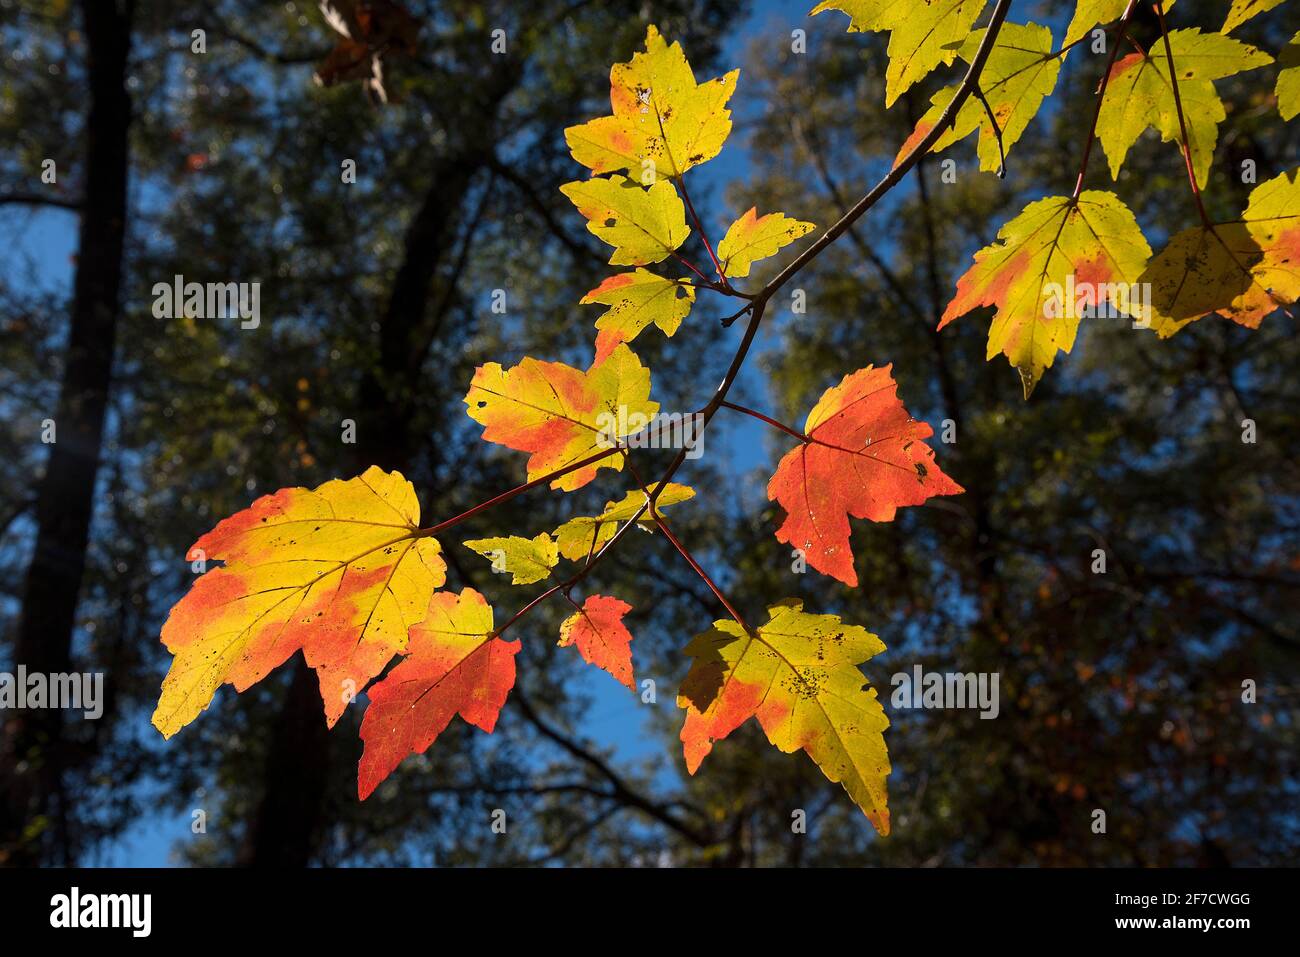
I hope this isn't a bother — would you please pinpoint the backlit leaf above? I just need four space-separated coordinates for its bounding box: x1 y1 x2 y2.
811 0 989 108
678 599 891 834
464 343 658 492
1063 0 1126 49
1223 0 1286 34
560 174 689 266
558 594 636 689
581 269 696 363
767 365 962 586
1141 167 1300 336
894 22 1063 174
939 191 1152 396
553 483 696 560
357 588 517 799
152 467 446 736
1063 1 1177 50
716 207 815 278
1277 31 1300 122
564 24 739 178
462 533 559 585
1096 28 1272 189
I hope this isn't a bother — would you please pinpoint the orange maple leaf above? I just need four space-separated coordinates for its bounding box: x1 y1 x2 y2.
358 588 518 799
766 364 962 586
558 594 636 689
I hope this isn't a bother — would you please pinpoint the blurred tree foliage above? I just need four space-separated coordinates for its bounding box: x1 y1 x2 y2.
1 0 1296 866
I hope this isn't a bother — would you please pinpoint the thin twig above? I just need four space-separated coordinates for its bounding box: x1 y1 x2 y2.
1072 0 1141 201
972 83 1006 178
1152 0 1211 226
720 400 808 441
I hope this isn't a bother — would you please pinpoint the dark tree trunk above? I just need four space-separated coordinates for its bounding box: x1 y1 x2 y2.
238 155 491 867
236 50 520 867
0 0 134 866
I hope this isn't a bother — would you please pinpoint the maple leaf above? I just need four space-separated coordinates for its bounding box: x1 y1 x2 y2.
940 190 1152 396
152 467 445 737
553 483 696 561
767 365 962 587
314 0 419 104
1278 32 1300 122
811 0 989 108
1223 0 1286 34
1062 0 1177 50
716 207 815 279
1096 28 1272 190
558 595 636 689
564 25 739 178
678 599 891 834
464 343 658 492
581 269 696 364
1140 167 1300 336
894 22 1063 175
560 174 689 266
1064 0 1125 49
462 533 559 585
357 588 518 799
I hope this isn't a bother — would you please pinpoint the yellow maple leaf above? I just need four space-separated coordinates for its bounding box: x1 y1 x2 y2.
564 24 739 178
1277 31 1300 122
560 174 689 266
716 207 815 278
553 483 696 560
462 533 559 585
1141 167 1300 336
1063 0 1177 49
894 22 1063 175
811 0 988 108
1223 0 1286 34
678 599 892 835
464 343 658 492
152 466 445 737
1096 28 1272 190
940 191 1152 397
581 269 696 363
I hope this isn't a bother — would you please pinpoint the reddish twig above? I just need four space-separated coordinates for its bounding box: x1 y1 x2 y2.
1072 0 1141 202
421 446 622 537
1152 0 1212 226
676 171 729 287
720 400 808 442
622 453 749 632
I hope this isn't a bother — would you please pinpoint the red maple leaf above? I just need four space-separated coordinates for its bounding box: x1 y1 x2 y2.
767 364 963 586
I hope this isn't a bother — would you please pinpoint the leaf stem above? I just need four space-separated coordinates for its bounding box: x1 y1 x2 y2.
420 446 621 537
673 250 713 285
1151 0 1212 227
972 82 1006 178
676 171 730 288
1071 0 1140 202
622 454 750 633
719 400 808 442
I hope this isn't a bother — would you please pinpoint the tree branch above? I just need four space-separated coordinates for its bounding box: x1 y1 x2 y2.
0 192 81 211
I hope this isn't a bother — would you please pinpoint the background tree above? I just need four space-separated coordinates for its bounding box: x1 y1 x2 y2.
1 0 1296 867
